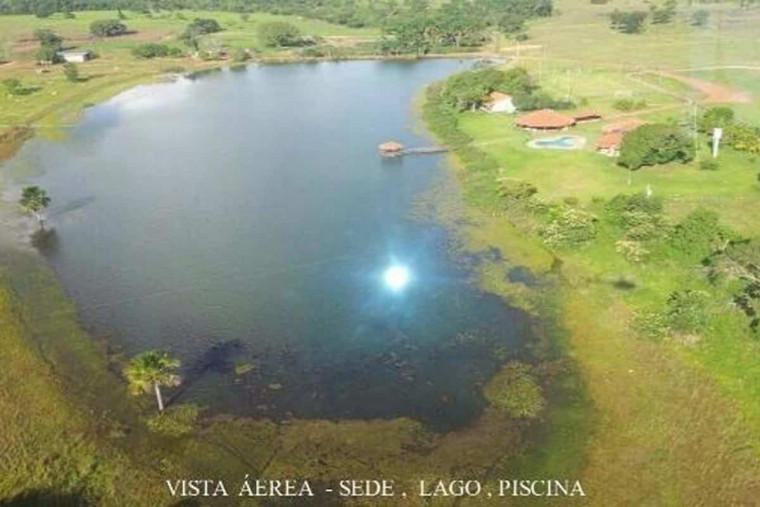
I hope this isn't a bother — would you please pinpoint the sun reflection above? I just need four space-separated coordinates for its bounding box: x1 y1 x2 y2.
384 265 411 291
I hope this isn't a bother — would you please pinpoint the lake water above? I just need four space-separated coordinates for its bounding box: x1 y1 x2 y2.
3 60 533 431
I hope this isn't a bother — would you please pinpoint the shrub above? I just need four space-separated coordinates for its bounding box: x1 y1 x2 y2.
185 18 222 36
723 123 760 154
90 19 128 37
618 124 694 170
698 106 734 133
632 308 669 341
610 10 648 33
35 45 62 64
33 28 62 48
540 208 597 247
146 404 200 436
62 62 79 82
232 48 249 62
2 78 24 95
669 208 724 260
665 290 709 333
497 178 538 202
691 9 710 27
257 21 303 47
484 362 545 419
700 159 719 171
616 239 650 262
132 43 170 58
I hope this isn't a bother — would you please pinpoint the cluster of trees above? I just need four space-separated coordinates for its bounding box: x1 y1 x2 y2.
89 18 127 36
609 0 677 33
438 66 573 112
180 17 222 50
618 124 695 170
699 106 760 154
257 21 311 47
379 0 553 55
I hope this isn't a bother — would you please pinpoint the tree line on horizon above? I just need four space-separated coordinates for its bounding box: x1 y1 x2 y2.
0 0 553 40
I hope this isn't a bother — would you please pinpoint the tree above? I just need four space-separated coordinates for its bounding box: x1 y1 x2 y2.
650 0 677 24
698 106 734 132
691 9 710 27
618 124 695 169
35 44 62 64
62 62 79 82
33 28 62 48
257 21 303 47
124 350 181 412
131 43 171 58
610 10 648 33
90 19 128 37
19 186 51 228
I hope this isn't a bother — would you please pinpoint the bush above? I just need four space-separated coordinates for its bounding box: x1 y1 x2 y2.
90 19 128 37
185 17 222 36
132 43 170 59
669 208 724 260
33 28 62 48
700 159 719 171
691 9 710 27
146 404 200 437
62 62 79 82
484 362 545 419
35 45 62 64
616 239 650 262
618 124 694 169
232 48 249 62
540 208 597 247
665 290 709 333
723 122 760 154
497 178 538 204
698 106 734 133
2 78 24 96
610 10 648 33
257 21 303 47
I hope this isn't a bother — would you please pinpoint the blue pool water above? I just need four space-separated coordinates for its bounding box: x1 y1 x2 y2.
533 136 579 148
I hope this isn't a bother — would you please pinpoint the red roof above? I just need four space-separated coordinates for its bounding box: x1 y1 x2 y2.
378 141 403 152
573 109 602 121
596 131 624 149
516 109 576 129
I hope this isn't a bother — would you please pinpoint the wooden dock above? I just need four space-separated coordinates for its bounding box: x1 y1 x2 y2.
380 146 449 158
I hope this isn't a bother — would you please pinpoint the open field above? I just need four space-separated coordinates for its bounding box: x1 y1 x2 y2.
421 0 760 503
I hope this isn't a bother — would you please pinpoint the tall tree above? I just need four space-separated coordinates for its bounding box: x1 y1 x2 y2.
124 350 181 412
19 186 51 228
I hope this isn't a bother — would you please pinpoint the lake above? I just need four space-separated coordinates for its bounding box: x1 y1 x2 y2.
3 60 533 431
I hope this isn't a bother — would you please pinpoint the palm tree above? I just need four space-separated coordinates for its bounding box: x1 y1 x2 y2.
19 186 51 229
124 350 181 412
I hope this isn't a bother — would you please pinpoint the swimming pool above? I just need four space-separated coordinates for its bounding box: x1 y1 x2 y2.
528 135 586 150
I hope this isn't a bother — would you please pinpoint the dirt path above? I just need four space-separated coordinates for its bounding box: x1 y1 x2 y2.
641 70 752 103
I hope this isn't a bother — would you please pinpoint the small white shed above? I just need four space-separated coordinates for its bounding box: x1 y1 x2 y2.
483 91 516 114
59 50 94 63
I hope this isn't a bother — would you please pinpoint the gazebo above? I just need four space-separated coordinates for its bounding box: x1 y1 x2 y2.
516 109 576 131
378 141 404 154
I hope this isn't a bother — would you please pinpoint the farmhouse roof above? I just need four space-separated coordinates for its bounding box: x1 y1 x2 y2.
516 109 576 129
596 131 624 149
573 109 602 121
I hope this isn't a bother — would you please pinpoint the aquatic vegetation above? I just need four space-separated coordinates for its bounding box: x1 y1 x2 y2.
484 362 546 419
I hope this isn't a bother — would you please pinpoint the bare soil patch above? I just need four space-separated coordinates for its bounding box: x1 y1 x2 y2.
656 70 752 103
